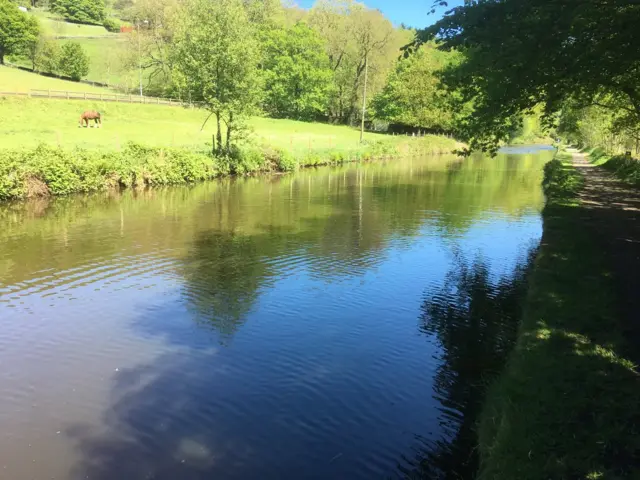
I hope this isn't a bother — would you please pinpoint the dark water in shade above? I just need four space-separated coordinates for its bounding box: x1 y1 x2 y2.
0 146 554 480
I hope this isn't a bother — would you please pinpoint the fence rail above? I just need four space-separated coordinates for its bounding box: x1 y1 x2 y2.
0 89 194 107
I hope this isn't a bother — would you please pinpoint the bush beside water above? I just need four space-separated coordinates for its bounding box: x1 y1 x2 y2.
0 138 458 201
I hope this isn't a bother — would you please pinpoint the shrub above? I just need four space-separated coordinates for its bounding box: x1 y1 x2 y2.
276 151 297 172
50 0 106 25
58 42 90 81
103 17 121 33
0 144 219 200
34 37 61 75
231 148 267 175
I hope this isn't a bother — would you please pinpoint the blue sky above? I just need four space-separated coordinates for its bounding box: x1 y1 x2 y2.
295 0 465 28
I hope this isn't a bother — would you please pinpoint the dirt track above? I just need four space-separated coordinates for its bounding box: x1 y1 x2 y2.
569 149 640 360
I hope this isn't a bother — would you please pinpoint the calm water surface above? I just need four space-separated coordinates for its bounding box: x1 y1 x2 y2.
0 147 554 479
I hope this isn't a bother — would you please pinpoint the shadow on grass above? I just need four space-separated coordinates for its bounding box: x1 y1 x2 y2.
477 168 640 478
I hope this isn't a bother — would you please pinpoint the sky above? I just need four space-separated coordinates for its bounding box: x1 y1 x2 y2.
295 0 466 28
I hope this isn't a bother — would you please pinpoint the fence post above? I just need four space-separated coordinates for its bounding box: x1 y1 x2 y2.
157 97 160 105
100 93 103 101
84 92 87 100
48 89 51 98
130 94 132 103
66 91 69 100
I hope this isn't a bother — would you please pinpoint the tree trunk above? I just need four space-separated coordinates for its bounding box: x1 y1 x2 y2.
226 112 233 154
216 112 222 156
0 48 5 66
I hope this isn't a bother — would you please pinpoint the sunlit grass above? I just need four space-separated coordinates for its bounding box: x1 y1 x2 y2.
478 149 640 479
0 92 460 156
31 9 114 37
0 65 113 93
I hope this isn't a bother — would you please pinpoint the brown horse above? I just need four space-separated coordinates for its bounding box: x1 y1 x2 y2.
79 110 102 128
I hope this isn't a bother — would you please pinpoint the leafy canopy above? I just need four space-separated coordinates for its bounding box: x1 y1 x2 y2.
262 23 333 120
0 0 39 65
372 42 461 132
58 42 90 81
171 0 262 154
49 0 106 25
419 0 640 153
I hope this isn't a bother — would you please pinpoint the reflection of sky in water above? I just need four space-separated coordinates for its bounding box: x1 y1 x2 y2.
0 152 550 480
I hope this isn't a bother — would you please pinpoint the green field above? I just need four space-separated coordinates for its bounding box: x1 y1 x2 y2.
0 67 458 154
31 9 115 37
0 65 114 93
70 37 131 87
7 11 131 89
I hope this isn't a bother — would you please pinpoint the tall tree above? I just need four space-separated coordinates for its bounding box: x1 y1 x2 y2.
171 0 262 155
262 23 333 120
372 42 461 132
57 41 90 81
309 0 404 124
0 0 39 65
121 0 180 95
418 0 640 153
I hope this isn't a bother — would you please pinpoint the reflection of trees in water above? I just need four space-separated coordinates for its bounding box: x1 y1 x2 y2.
182 230 276 339
180 156 547 342
398 249 535 479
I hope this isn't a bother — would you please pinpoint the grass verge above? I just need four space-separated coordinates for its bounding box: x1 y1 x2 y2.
586 147 640 187
477 150 640 479
0 136 458 200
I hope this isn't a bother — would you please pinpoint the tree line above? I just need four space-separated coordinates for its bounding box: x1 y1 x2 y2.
123 0 462 154
416 0 640 155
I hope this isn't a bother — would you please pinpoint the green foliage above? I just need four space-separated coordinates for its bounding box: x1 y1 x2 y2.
372 42 460 131
509 106 555 145
102 17 121 33
0 143 220 200
57 41 89 81
262 23 333 121
599 155 640 187
558 99 640 156
49 0 106 25
419 0 640 154
275 150 297 172
228 147 267 175
171 0 262 154
542 155 584 204
309 0 408 124
0 0 40 64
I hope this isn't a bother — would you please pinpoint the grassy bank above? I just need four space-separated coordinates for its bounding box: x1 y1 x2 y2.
0 137 456 200
477 150 640 479
588 147 640 186
8 37 131 88
0 64 113 93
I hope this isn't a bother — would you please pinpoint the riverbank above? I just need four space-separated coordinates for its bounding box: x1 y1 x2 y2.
0 67 462 200
0 136 460 201
477 149 640 479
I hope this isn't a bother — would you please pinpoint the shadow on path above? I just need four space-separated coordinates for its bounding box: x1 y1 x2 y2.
570 149 640 362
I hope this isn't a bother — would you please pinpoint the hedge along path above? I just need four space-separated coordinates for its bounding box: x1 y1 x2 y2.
569 149 640 359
